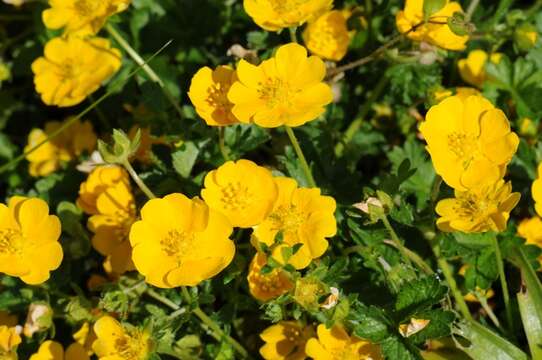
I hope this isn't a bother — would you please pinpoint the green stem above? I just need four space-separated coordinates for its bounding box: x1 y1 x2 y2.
381 215 413 268
476 292 501 329
0 40 172 174
105 23 184 122
284 126 316 187
431 242 473 321
122 159 157 199
466 0 481 20
218 127 231 161
180 287 249 358
288 27 298 43
334 76 388 156
492 235 514 332
382 240 434 275
146 289 182 310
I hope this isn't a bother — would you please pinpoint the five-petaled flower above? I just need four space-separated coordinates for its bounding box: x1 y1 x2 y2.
247 252 293 302
92 316 152 360
259 321 315 360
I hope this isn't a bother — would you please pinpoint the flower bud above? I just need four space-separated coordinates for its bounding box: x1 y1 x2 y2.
515 23 538 52
98 128 141 164
23 303 52 337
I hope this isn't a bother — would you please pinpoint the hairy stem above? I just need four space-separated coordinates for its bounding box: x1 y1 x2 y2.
218 127 231 161
492 235 514 333
122 159 157 200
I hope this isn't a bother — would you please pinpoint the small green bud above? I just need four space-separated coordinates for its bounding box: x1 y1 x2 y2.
515 23 538 52
98 128 141 164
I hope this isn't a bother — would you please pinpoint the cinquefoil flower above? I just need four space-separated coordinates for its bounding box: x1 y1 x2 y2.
188 65 240 126
247 253 293 302
458 50 502 88
43 0 131 36
436 180 520 233
130 194 235 288
201 159 278 228
228 43 333 128
518 217 542 267
305 324 382 360
243 0 332 31
396 0 468 51
0 197 63 285
0 326 21 360
302 10 351 61
420 94 519 190
92 316 152 360
252 177 336 269
77 165 130 215
260 321 314 360
32 37 121 107
30 341 89 360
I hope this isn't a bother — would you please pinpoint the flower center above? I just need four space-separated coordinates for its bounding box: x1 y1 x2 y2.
258 78 297 108
0 229 23 255
220 182 252 211
256 269 288 294
269 205 305 237
114 332 145 359
73 0 101 17
160 229 194 260
447 132 478 165
206 82 233 113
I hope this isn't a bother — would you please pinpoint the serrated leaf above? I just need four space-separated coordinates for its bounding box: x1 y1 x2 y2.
382 336 423 360
406 309 455 345
350 302 391 342
395 276 447 317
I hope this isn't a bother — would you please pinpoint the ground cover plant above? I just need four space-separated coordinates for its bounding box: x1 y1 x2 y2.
1 0 542 359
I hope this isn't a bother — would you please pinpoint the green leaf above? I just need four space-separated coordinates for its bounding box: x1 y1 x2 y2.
382 336 423 360
56 201 90 259
350 302 392 342
406 309 455 345
395 276 447 317
172 142 199 178
517 290 542 359
454 321 528 360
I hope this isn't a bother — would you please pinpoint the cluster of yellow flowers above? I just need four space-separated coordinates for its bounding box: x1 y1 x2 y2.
420 93 520 233
189 42 333 128
259 321 382 359
32 0 130 107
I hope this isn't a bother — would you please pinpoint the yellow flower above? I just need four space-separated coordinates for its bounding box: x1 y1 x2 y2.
458 50 502 88
0 326 21 360
77 165 130 215
259 321 315 360
293 277 327 311
201 160 277 228
228 43 333 128
247 253 293 302
87 182 136 275
420 94 519 190
30 341 89 360
0 313 16 328
464 288 495 302
32 37 121 107
188 65 240 126
305 324 382 360
396 0 468 51
436 180 520 233
42 0 131 36
25 118 97 177
455 86 481 100
0 196 63 285
129 193 235 288
243 0 332 31
92 316 152 360
532 163 542 217
252 177 336 269
73 322 97 356
519 117 537 137
518 217 542 267
302 10 351 61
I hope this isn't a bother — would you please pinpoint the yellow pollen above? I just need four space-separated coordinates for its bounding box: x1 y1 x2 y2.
0 229 23 255
206 82 232 111
258 78 298 108
447 132 477 161
73 0 100 17
220 182 252 210
160 229 194 259
113 332 144 359
269 205 305 235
